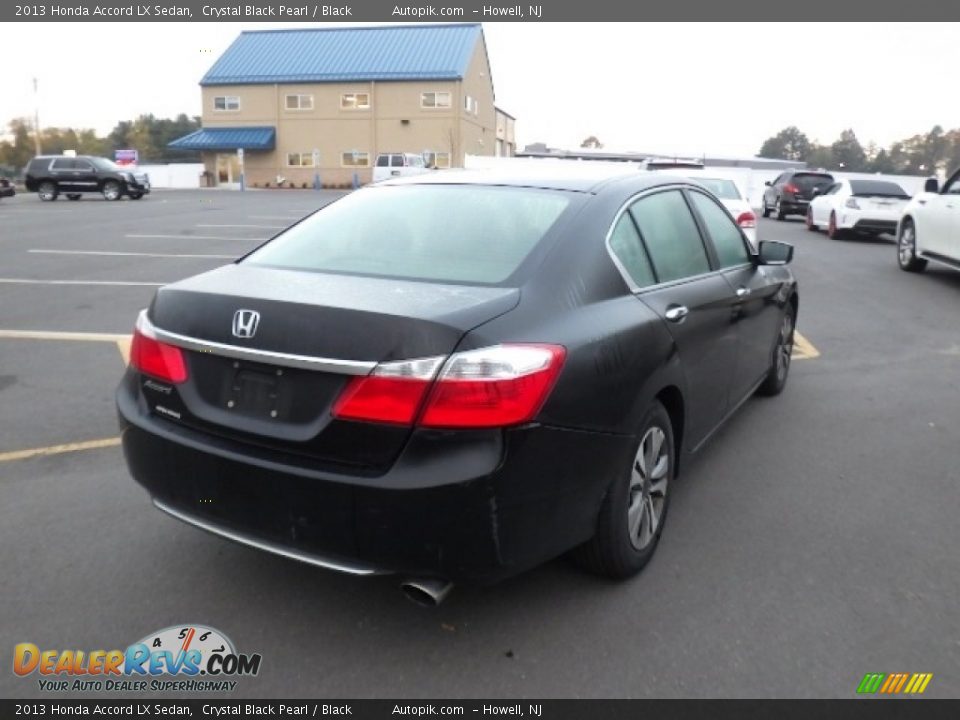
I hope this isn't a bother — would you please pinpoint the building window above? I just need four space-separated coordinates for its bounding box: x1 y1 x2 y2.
287 152 315 168
464 95 472 111
341 151 370 168
424 151 451 169
213 96 240 111
341 93 370 110
421 92 452 109
285 94 314 110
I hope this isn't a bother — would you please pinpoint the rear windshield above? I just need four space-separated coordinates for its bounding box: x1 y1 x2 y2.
695 178 741 200
849 180 909 198
244 185 572 285
793 173 833 189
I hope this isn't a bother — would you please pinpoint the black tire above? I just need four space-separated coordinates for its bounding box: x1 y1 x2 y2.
761 199 771 218
572 401 674 579
38 181 58 201
757 304 795 397
66 194 82 201
897 219 927 272
827 211 844 240
805 207 818 232
128 192 144 200
102 180 122 201
775 199 786 221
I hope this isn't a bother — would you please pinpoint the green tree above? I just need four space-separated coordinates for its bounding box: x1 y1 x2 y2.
758 126 811 162
831 129 867 171
805 144 834 170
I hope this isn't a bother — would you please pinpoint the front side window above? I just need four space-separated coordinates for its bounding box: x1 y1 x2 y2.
341 93 370 109
341 152 370 168
213 96 240 111
421 92 452 109
630 190 711 283
285 94 314 110
244 185 572 285
287 152 315 168
688 191 750 269
608 213 656 289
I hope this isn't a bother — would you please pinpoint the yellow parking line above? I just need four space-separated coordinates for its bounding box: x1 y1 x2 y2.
0 329 131 364
792 331 820 360
0 437 121 464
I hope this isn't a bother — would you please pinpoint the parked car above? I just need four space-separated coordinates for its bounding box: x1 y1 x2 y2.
372 152 430 183
117 170 798 605
762 171 834 220
0 176 14 200
806 179 911 239
24 155 150 201
897 170 960 274
687 176 757 247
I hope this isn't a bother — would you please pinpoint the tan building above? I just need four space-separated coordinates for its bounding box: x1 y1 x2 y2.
170 24 510 188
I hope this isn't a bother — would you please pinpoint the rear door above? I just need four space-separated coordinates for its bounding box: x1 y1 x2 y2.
925 172 960 258
687 189 783 401
628 188 739 447
49 158 78 191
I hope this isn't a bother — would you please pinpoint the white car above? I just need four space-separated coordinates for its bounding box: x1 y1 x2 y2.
806 179 911 239
690 177 757 247
372 153 431 183
897 171 960 274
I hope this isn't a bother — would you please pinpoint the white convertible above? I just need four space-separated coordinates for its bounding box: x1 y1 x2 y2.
897 171 960 273
806 178 911 239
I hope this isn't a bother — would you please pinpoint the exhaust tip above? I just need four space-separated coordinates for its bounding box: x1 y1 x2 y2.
400 578 453 607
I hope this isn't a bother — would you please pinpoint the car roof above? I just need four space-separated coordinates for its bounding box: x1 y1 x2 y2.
376 166 698 194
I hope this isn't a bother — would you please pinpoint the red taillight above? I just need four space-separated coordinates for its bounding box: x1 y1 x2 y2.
332 344 566 429
130 327 188 384
736 211 757 229
784 183 799 194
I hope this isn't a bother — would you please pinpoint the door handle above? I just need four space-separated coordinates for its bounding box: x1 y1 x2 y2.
917 199 927 205
664 305 689 323
736 287 751 298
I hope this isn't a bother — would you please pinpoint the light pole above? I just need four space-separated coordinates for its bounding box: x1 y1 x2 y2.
33 77 42 155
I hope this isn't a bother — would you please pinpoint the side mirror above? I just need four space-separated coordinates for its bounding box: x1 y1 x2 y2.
764 181 772 187
757 240 794 265
924 177 939 193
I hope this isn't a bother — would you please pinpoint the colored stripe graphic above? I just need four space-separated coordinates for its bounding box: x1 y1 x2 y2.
858 672 932 694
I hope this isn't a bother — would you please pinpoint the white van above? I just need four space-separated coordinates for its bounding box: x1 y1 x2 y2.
372 153 431 183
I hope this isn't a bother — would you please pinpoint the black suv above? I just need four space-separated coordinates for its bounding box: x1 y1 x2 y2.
24 156 150 201
762 170 833 220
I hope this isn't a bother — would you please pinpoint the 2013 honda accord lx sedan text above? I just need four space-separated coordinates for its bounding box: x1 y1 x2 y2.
117 170 798 605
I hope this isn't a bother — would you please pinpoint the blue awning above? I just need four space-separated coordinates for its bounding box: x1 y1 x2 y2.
168 126 275 151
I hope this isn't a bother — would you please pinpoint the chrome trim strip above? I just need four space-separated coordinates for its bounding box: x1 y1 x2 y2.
153 499 385 576
137 309 375 375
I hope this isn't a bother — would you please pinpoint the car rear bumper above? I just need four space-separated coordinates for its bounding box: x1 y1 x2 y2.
117 380 630 584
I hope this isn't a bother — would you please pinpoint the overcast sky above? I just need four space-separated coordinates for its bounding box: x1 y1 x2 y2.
3 22 958 157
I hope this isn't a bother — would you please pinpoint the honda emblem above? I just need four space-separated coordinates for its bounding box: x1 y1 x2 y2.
232 309 260 339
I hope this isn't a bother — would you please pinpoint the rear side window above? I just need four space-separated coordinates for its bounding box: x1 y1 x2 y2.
51 158 76 170
608 213 656 289
689 192 750 268
630 190 711 283
245 185 571 285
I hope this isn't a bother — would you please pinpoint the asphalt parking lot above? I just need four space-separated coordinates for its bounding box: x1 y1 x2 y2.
1 189 958 699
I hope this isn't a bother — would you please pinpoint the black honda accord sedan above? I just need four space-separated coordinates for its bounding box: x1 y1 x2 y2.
117 170 797 604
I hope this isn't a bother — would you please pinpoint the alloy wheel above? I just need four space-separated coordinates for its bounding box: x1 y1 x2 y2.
899 225 916 266
627 426 669 551
775 312 794 384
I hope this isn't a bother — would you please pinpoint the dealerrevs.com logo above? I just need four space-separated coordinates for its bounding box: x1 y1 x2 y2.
13 625 262 693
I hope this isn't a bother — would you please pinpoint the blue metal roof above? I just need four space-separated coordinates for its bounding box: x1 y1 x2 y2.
168 126 276 151
201 24 482 86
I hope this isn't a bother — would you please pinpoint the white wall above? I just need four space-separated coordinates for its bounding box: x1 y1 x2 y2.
464 155 929 210
133 163 204 189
